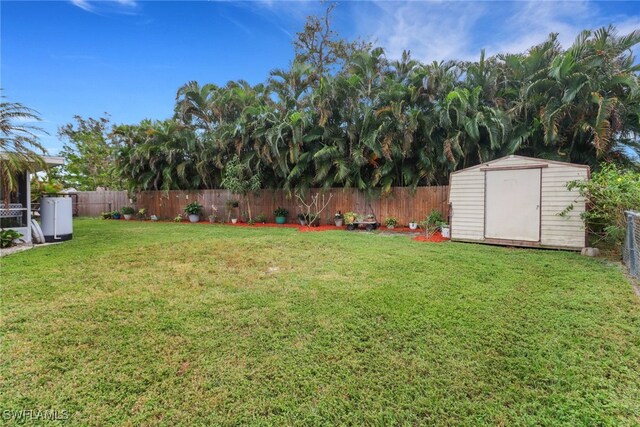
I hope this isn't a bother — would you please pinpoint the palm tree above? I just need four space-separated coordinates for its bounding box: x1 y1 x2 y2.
504 27 640 167
114 25 640 193
0 96 47 206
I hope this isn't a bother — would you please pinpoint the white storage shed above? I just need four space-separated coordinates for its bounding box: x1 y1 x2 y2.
449 155 589 250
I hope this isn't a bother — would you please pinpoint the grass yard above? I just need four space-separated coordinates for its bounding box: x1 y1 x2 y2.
1 219 639 425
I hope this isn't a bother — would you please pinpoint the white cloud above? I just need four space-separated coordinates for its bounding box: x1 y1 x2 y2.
354 1 487 62
222 14 253 35
484 1 595 55
352 0 640 62
615 17 640 36
227 1 317 41
70 0 94 12
70 0 139 14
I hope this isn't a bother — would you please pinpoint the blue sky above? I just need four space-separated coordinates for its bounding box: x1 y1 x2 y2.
2 1 639 154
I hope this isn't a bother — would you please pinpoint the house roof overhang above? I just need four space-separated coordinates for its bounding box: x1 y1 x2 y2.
0 153 64 171
41 156 64 168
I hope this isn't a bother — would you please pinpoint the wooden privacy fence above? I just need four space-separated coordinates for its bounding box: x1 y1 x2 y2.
133 186 449 226
74 187 449 225
75 190 130 217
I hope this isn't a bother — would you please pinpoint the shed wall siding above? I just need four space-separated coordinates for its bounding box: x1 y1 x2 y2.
540 165 587 248
450 170 485 240
449 156 588 249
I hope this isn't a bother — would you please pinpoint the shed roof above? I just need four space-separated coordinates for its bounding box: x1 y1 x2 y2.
450 155 589 176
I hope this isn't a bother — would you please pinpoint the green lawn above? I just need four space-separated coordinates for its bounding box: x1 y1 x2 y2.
1 219 639 425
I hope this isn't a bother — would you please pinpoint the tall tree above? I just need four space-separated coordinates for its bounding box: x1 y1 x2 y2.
293 3 370 79
220 154 261 221
115 23 640 194
58 115 123 190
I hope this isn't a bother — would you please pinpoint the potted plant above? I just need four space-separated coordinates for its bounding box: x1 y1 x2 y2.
112 210 121 220
385 216 399 230
344 212 358 225
409 219 418 230
274 207 288 224
121 206 135 220
226 199 239 223
100 211 112 220
136 208 146 221
255 213 266 224
208 214 217 224
440 222 450 238
297 213 307 226
184 202 203 223
307 213 321 227
334 211 344 227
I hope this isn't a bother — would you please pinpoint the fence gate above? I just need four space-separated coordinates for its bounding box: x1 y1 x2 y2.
624 211 640 279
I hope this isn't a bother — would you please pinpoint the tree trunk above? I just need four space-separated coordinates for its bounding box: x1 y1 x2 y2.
246 194 252 222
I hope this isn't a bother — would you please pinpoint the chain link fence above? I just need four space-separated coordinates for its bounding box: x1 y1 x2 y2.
624 211 639 279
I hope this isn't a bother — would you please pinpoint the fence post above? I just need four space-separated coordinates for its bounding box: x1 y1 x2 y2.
627 212 637 276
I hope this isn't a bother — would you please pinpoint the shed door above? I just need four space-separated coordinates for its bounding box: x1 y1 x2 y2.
484 168 541 242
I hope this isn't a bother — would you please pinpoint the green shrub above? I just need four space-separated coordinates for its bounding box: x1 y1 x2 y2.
226 199 240 209
121 206 135 215
424 209 445 226
566 164 640 244
421 210 445 237
298 212 320 225
183 202 203 215
273 207 288 217
30 177 63 203
344 212 358 225
255 213 267 223
385 217 399 227
1 229 23 248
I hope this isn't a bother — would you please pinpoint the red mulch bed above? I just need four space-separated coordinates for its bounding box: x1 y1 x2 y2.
226 222 342 232
383 226 419 233
413 232 449 243
226 222 300 229
297 225 343 232
116 219 449 240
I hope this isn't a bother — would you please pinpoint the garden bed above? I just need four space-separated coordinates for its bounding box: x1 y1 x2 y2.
227 222 343 232
413 231 449 243
120 219 441 235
